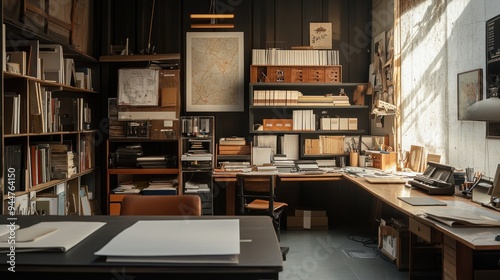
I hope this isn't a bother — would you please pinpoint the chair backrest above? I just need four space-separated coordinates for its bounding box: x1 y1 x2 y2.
236 173 279 215
120 195 202 216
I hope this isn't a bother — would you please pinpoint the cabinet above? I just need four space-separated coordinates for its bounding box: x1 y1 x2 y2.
101 54 181 215
2 22 100 215
249 83 370 160
180 116 215 215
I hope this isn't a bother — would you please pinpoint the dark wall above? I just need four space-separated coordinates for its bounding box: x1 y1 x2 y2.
100 0 372 139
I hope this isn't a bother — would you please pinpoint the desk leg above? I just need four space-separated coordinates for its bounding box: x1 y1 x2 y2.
226 182 236 215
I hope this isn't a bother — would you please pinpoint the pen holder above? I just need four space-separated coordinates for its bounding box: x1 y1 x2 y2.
350 152 359 167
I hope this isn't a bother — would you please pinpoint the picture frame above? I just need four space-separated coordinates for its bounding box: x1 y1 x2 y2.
457 69 483 120
309 22 332 49
118 68 159 106
186 32 244 112
108 98 118 118
487 122 500 139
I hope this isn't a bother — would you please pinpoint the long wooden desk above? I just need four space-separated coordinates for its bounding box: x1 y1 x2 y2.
213 171 500 279
0 215 283 279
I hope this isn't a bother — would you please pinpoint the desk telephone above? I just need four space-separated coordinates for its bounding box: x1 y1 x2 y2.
407 162 455 195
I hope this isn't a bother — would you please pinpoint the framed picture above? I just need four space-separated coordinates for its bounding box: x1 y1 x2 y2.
310 22 332 49
487 122 500 139
108 98 118 118
457 69 483 120
118 68 159 106
186 32 244 112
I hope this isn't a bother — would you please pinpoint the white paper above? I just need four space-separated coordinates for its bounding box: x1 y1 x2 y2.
95 220 240 263
0 222 105 252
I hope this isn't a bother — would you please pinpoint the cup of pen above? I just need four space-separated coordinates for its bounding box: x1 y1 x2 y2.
350 151 359 167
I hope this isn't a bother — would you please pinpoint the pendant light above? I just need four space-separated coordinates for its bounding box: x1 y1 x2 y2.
190 0 234 29
465 86 500 121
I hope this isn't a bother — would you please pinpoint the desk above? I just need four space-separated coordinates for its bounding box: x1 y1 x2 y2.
0 215 283 279
213 171 500 279
212 171 343 215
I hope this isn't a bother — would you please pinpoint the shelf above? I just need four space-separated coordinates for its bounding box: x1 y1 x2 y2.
99 53 181 62
4 20 98 63
3 72 98 94
251 129 367 134
107 168 179 175
108 137 178 143
3 168 99 201
250 105 369 109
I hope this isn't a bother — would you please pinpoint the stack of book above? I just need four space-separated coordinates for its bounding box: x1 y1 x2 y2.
112 181 141 194
50 144 76 179
142 177 178 195
219 137 250 155
184 181 210 193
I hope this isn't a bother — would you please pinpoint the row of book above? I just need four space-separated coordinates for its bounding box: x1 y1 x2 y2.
5 40 93 89
4 182 93 216
252 49 341 66
253 90 350 106
3 82 91 134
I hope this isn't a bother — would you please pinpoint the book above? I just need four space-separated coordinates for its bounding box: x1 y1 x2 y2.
0 221 106 252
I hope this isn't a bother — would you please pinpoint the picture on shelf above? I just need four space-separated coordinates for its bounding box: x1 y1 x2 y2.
310 22 332 49
118 68 159 106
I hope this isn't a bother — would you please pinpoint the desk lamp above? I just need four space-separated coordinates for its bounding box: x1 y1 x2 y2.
465 86 500 121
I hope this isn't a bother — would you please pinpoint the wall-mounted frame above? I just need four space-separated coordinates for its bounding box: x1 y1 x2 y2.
487 122 500 139
457 69 483 120
186 32 244 112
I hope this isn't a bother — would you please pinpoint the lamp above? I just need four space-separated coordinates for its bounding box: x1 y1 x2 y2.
190 0 234 28
465 86 500 121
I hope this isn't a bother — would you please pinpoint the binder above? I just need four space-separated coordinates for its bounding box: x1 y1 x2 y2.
39 44 64 83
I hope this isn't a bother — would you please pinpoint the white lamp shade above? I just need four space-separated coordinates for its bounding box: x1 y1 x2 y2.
465 96 500 121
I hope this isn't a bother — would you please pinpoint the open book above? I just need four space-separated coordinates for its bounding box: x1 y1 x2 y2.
0 221 105 252
422 209 500 227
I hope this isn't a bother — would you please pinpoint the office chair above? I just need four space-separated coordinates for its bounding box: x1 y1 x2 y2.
120 194 202 216
236 173 289 259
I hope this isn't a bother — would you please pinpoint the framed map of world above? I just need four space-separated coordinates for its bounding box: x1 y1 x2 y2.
186 32 244 112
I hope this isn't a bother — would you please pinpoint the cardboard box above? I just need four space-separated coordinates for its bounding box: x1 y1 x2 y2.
287 209 328 230
378 219 409 270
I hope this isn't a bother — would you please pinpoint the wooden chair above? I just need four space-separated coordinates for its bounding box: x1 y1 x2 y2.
236 173 288 240
120 195 202 216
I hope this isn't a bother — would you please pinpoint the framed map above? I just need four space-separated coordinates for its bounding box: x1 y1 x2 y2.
186 32 244 112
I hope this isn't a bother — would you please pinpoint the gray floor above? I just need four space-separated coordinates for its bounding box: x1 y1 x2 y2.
279 228 409 280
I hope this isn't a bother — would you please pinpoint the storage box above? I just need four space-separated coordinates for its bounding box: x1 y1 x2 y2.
378 218 409 270
287 209 328 230
366 151 397 172
263 119 293 131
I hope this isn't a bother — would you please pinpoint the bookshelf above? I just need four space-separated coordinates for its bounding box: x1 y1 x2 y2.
102 55 181 215
180 116 215 215
248 83 371 161
1 21 100 215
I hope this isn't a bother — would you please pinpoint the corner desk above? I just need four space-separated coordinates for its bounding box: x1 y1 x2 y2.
213 170 500 279
0 215 283 279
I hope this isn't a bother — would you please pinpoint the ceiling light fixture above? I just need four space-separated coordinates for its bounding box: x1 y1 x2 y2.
190 0 234 29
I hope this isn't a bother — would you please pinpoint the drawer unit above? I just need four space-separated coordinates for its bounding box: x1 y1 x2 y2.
409 217 442 244
368 151 397 172
306 67 325 82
